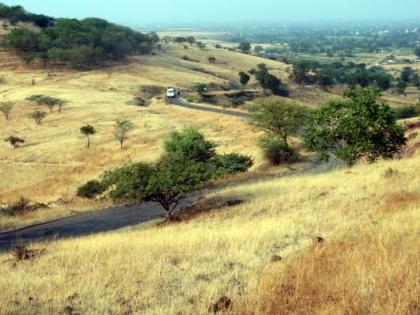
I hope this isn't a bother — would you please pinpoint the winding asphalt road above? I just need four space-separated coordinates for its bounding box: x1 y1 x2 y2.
0 99 337 251
0 203 168 251
168 98 249 119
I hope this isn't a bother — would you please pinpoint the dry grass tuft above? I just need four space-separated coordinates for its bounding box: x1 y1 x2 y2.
381 191 419 213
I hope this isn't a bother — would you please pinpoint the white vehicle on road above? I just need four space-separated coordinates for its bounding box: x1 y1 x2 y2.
166 87 180 98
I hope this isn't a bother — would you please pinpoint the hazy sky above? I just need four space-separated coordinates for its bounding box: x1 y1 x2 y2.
2 0 420 27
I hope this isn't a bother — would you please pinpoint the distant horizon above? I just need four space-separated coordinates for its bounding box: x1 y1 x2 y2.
2 0 420 29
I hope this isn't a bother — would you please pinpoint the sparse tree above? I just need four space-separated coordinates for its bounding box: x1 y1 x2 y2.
114 118 133 149
80 125 96 148
0 102 13 120
31 111 47 124
238 42 251 53
196 42 206 49
193 83 207 95
250 99 305 146
5 136 25 149
414 47 420 58
303 88 407 167
254 45 264 53
79 127 252 218
239 71 250 87
208 56 216 64
215 44 222 49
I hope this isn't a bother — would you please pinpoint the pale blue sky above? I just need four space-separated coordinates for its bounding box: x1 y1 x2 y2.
2 0 420 27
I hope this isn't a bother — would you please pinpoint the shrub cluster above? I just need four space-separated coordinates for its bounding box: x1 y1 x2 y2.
259 136 299 166
0 4 54 27
78 127 253 217
3 4 158 68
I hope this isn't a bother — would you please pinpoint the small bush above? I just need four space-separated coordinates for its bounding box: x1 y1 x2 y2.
214 153 254 174
5 136 25 148
259 136 299 165
383 167 399 178
26 95 45 102
208 56 216 64
77 180 105 199
0 198 30 216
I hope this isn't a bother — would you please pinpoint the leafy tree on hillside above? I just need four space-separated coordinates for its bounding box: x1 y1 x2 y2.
80 125 96 148
81 127 253 218
4 8 157 68
31 110 47 124
254 45 264 53
254 64 289 96
208 56 216 64
163 127 216 162
400 67 415 83
114 118 133 149
196 42 206 49
414 47 420 58
239 71 251 87
0 102 13 120
0 4 54 27
303 88 407 166
193 83 207 95
291 60 314 85
249 99 305 146
5 136 25 149
395 79 408 95
238 42 251 53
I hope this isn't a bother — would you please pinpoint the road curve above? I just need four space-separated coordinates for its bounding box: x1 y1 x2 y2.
0 203 167 251
168 98 249 119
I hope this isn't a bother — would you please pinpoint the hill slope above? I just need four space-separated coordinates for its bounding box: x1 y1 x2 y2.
0 44 295 229
0 153 418 314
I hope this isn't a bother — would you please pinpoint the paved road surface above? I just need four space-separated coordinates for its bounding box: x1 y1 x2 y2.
0 203 167 251
168 98 249 119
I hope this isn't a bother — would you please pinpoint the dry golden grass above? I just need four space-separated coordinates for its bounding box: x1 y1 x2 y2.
0 154 418 314
240 230 419 315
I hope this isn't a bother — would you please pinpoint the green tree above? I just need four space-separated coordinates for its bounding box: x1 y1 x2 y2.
208 56 216 64
239 71 251 87
254 64 289 96
396 79 408 95
291 60 313 85
303 88 407 167
80 128 253 218
414 47 420 58
259 135 299 166
193 83 207 95
31 111 47 124
249 99 304 146
80 125 96 148
238 42 251 53
400 67 414 83
114 118 133 149
5 136 25 149
163 127 216 162
0 102 13 120
254 45 264 53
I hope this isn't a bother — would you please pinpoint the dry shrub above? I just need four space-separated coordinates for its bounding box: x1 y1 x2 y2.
0 198 49 216
11 243 46 261
239 236 420 315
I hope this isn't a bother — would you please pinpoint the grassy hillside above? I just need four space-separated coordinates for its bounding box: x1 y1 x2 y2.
0 153 418 314
0 43 298 229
